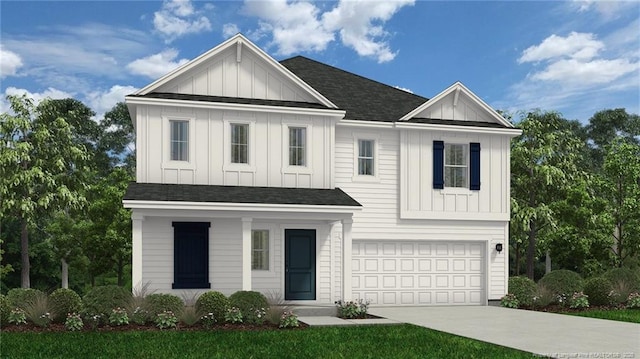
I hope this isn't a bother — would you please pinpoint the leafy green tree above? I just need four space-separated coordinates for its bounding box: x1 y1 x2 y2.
510 110 585 279
97 102 135 175
0 95 89 288
585 109 640 169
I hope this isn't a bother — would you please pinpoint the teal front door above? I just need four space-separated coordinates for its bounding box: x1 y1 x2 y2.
285 229 316 300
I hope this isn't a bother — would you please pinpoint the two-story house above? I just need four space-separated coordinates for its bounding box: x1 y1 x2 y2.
123 34 521 306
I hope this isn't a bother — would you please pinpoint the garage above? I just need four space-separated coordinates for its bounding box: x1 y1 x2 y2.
352 241 485 305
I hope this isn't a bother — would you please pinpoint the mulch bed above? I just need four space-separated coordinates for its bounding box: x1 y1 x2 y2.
519 304 627 313
1 321 309 333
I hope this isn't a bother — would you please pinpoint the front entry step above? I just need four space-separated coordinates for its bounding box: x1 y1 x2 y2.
291 305 337 317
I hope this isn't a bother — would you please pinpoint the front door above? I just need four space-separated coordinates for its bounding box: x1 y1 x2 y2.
285 229 316 300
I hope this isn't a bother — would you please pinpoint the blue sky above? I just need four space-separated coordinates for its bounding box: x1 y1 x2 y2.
1 0 638 123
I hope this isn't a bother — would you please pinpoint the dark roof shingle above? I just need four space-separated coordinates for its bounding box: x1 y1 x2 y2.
124 182 361 207
280 56 428 122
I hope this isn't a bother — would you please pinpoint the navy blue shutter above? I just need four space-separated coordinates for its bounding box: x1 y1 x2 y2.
433 141 444 189
470 142 481 190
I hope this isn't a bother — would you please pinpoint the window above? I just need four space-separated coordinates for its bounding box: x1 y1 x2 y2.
444 144 468 188
433 141 481 190
172 222 210 289
252 230 269 270
170 120 189 161
358 139 374 175
231 123 248 164
289 127 306 166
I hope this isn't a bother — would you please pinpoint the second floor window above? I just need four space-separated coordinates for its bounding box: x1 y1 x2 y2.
289 127 306 166
231 123 248 164
358 139 374 175
170 120 189 161
444 143 468 188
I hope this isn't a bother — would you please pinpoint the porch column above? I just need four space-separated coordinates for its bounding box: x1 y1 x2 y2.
342 218 353 300
241 217 252 291
131 212 144 290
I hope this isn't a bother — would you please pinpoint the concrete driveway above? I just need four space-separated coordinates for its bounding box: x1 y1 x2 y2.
370 306 640 358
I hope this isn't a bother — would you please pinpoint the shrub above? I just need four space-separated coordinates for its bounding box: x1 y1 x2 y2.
7 288 44 309
229 291 269 323
154 310 177 329
538 270 584 301
583 277 613 306
8 307 27 325
500 293 519 309
279 311 299 328
603 268 640 292
335 299 369 319
627 292 640 309
23 292 51 327
225 307 243 323
508 276 536 307
196 291 229 323
200 312 216 328
265 291 292 325
144 293 184 318
179 306 200 327
49 288 82 323
569 292 589 309
82 286 132 318
532 284 555 308
109 307 129 326
64 312 84 331
0 294 11 325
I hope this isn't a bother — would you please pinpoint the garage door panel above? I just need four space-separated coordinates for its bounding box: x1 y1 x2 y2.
353 241 485 306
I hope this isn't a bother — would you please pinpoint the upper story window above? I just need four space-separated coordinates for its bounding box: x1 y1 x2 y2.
251 230 269 271
289 127 306 166
444 144 468 188
170 120 189 161
433 141 480 190
231 123 248 164
358 139 375 176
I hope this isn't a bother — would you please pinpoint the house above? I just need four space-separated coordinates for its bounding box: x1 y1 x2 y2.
123 34 522 306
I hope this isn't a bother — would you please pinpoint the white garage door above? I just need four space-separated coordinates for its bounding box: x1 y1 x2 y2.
352 241 485 305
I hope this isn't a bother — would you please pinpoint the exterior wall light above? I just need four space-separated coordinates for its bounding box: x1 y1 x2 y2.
495 243 503 253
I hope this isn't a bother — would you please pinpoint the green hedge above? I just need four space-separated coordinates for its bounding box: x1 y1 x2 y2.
49 288 82 322
196 291 229 323
508 276 536 307
538 270 584 300
82 285 132 318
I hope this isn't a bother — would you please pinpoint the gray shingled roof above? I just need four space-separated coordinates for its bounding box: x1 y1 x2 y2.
125 182 362 207
128 92 334 110
280 56 428 122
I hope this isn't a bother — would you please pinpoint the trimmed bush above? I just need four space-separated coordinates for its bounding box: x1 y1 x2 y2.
508 276 536 307
49 288 82 323
144 293 184 318
82 285 132 318
603 268 640 292
0 294 11 325
583 277 613 306
229 291 269 324
7 288 44 309
196 291 229 323
538 270 584 301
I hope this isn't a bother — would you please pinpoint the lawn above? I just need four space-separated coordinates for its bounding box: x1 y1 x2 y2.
1 324 537 359
562 309 640 324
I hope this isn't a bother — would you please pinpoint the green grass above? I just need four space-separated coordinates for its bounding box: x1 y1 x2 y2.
563 309 640 323
0 324 536 359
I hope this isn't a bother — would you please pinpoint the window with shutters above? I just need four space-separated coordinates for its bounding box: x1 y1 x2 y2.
444 144 468 188
433 140 481 190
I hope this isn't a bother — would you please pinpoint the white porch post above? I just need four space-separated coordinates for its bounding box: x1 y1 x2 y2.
131 212 144 290
342 218 353 300
241 217 252 291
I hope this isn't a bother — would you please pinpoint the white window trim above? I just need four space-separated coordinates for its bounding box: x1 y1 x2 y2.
352 132 380 182
223 118 256 172
282 122 312 174
162 115 195 170
251 226 273 275
443 142 469 190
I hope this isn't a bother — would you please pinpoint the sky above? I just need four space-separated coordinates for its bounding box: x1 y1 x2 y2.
1 0 639 123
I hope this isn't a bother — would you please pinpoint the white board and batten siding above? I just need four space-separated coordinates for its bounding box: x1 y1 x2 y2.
135 105 336 189
334 126 509 302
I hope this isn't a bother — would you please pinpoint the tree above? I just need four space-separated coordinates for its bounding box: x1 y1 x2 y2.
598 138 640 266
97 102 135 175
585 109 640 169
510 110 585 279
0 95 89 288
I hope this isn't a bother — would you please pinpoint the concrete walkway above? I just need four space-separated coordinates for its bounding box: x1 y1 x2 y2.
369 306 640 358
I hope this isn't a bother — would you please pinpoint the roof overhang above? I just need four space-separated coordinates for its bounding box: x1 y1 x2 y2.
123 200 361 214
125 95 346 118
338 119 522 136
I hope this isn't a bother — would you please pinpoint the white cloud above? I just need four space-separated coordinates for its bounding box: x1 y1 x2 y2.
222 23 240 38
154 0 212 43
86 85 138 120
241 0 413 62
531 58 638 85
323 0 415 63
126 49 190 79
518 32 603 63
573 0 638 20
1 87 74 114
0 47 23 79
242 0 334 55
